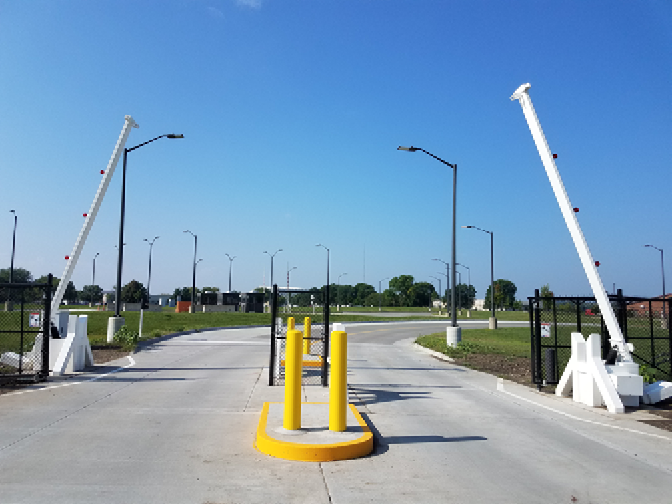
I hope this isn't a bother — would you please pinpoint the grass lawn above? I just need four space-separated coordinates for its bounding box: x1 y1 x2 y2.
417 327 531 359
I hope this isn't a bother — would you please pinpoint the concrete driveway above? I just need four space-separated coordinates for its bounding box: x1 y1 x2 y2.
0 322 670 503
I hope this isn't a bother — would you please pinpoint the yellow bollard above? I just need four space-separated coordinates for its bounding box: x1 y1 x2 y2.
283 328 303 430
303 317 311 354
287 317 295 331
329 330 347 432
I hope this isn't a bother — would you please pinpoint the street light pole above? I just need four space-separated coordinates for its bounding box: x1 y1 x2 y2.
9 210 17 283
225 253 236 293
399 146 457 329
433 258 450 312
430 275 441 313
184 230 197 314
645 245 666 319
378 277 390 312
263 249 283 290
463 225 496 329
457 263 471 314
337 273 347 310
92 252 99 306
115 133 183 318
144 236 159 307
316 244 330 307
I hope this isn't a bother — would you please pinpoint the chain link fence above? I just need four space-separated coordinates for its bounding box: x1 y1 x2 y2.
269 286 329 387
529 290 671 387
0 276 53 383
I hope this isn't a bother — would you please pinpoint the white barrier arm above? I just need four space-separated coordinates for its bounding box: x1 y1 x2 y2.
51 116 139 314
510 84 631 362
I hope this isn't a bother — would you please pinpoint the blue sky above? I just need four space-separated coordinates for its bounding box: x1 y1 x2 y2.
1 0 670 301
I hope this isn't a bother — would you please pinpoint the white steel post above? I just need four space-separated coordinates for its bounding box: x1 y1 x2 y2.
51 116 139 315
510 84 632 362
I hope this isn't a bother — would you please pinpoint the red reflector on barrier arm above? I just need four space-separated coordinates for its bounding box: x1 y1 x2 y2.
573 208 579 212
83 213 87 217
65 256 69 260
101 170 105 174
595 261 600 267
553 154 558 159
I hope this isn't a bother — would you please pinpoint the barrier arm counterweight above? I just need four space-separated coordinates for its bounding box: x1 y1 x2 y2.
50 116 139 316
510 84 632 362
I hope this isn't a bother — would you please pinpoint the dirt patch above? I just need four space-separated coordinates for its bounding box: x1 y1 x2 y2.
90 345 131 365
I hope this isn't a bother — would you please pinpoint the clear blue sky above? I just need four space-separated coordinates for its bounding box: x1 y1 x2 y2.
1 0 670 301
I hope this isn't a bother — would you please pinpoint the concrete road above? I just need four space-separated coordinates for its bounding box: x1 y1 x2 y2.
1 322 670 503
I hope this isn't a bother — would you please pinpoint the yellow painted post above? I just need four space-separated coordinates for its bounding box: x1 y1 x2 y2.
283 328 303 430
287 317 295 331
303 317 311 354
329 330 347 432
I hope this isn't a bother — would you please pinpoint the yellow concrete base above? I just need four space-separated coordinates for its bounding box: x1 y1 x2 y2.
255 402 374 462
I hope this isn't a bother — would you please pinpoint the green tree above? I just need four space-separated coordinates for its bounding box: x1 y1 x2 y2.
0 267 32 284
408 281 436 307
453 284 476 309
121 280 147 303
81 284 103 304
64 281 78 304
484 279 517 310
353 283 376 306
389 275 415 306
540 283 554 310
173 286 201 302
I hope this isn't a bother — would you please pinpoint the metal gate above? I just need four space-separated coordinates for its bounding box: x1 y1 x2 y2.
529 289 671 387
269 284 330 386
0 275 53 383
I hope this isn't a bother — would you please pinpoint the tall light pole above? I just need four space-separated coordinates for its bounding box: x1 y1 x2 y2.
378 277 390 312
115 133 183 318
399 146 458 331
433 258 450 310
184 230 197 314
463 225 496 329
316 244 330 308
263 249 283 290
430 275 441 311
225 253 236 293
9 210 17 283
645 244 666 319
337 273 347 310
287 265 297 289
144 236 159 308
457 262 471 313
92 252 99 306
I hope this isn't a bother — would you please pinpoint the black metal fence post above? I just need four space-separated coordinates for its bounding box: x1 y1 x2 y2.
41 274 52 378
268 284 278 386
321 284 330 387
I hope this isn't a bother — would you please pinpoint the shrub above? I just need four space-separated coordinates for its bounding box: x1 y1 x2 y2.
113 325 139 351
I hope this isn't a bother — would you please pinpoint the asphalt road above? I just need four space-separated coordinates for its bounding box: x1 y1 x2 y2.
1 321 670 503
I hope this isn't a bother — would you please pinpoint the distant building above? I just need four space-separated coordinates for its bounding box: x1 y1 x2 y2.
472 298 485 311
627 294 671 317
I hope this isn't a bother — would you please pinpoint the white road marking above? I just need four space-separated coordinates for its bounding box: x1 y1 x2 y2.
2 356 136 398
496 378 671 441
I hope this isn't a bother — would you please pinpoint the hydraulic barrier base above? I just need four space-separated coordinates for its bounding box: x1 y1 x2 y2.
255 402 373 462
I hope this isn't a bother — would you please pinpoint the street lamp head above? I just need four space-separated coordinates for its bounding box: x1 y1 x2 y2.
10 209 15 215
462 225 474 228
166 134 184 139
397 146 420 152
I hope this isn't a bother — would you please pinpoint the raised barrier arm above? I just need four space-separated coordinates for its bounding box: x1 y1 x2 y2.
51 116 139 315
510 84 631 362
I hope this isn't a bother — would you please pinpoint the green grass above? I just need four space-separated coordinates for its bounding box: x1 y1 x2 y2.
416 327 531 359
